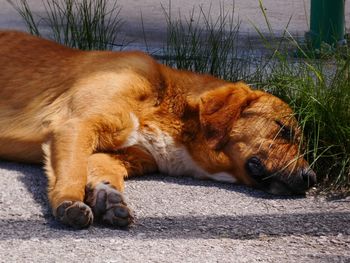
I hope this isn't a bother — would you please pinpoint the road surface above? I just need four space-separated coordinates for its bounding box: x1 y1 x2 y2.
0 161 349 262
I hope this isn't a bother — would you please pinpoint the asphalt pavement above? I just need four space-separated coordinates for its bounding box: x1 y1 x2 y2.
0 161 350 262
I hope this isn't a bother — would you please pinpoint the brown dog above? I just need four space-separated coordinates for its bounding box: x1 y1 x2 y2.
0 31 316 228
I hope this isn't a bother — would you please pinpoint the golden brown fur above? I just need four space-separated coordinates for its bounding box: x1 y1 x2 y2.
0 31 316 228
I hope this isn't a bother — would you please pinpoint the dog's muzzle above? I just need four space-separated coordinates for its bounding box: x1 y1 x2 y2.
245 156 317 195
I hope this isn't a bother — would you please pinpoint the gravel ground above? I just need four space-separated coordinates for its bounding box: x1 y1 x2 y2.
1 161 350 262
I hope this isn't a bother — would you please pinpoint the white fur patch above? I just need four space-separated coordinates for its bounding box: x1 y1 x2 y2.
120 113 140 148
137 125 207 177
121 116 237 182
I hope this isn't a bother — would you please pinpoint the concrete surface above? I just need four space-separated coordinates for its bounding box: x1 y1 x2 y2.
1 0 349 47
1 161 350 262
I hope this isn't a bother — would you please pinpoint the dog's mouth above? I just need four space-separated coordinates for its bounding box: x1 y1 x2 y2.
245 156 316 195
256 177 301 195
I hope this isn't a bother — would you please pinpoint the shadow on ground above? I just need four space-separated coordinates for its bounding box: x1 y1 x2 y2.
0 161 50 217
1 161 349 241
0 211 349 240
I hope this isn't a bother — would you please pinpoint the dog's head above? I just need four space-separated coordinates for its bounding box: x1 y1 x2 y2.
199 82 316 195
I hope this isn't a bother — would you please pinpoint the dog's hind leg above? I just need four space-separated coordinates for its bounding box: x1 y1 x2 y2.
84 149 157 227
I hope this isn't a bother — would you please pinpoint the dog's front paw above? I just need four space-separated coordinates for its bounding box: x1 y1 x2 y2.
56 201 94 229
85 182 133 228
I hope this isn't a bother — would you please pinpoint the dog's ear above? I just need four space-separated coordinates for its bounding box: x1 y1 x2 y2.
199 83 260 150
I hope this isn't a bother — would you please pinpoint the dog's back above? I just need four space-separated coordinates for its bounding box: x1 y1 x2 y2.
0 31 171 162
0 31 77 161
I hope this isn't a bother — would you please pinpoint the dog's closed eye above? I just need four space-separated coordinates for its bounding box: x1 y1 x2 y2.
275 120 294 141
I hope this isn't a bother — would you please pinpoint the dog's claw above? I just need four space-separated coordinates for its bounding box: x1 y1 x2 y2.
85 182 133 228
56 201 93 228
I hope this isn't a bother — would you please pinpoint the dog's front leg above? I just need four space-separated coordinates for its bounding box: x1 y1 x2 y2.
43 118 99 228
84 149 157 228
84 153 132 228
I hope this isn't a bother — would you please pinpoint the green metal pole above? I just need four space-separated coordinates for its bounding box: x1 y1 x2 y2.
309 0 345 48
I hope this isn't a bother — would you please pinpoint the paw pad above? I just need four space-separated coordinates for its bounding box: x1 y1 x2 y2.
85 182 133 227
56 201 93 228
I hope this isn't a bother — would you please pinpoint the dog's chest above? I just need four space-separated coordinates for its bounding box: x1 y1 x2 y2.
137 125 207 177
122 114 236 183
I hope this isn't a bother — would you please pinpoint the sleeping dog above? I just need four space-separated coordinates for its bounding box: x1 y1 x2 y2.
0 31 316 228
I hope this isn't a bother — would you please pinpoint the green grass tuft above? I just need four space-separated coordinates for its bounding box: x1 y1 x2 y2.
7 0 125 50
161 1 265 82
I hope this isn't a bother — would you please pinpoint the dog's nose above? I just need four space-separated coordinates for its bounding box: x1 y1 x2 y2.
301 168 317 188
